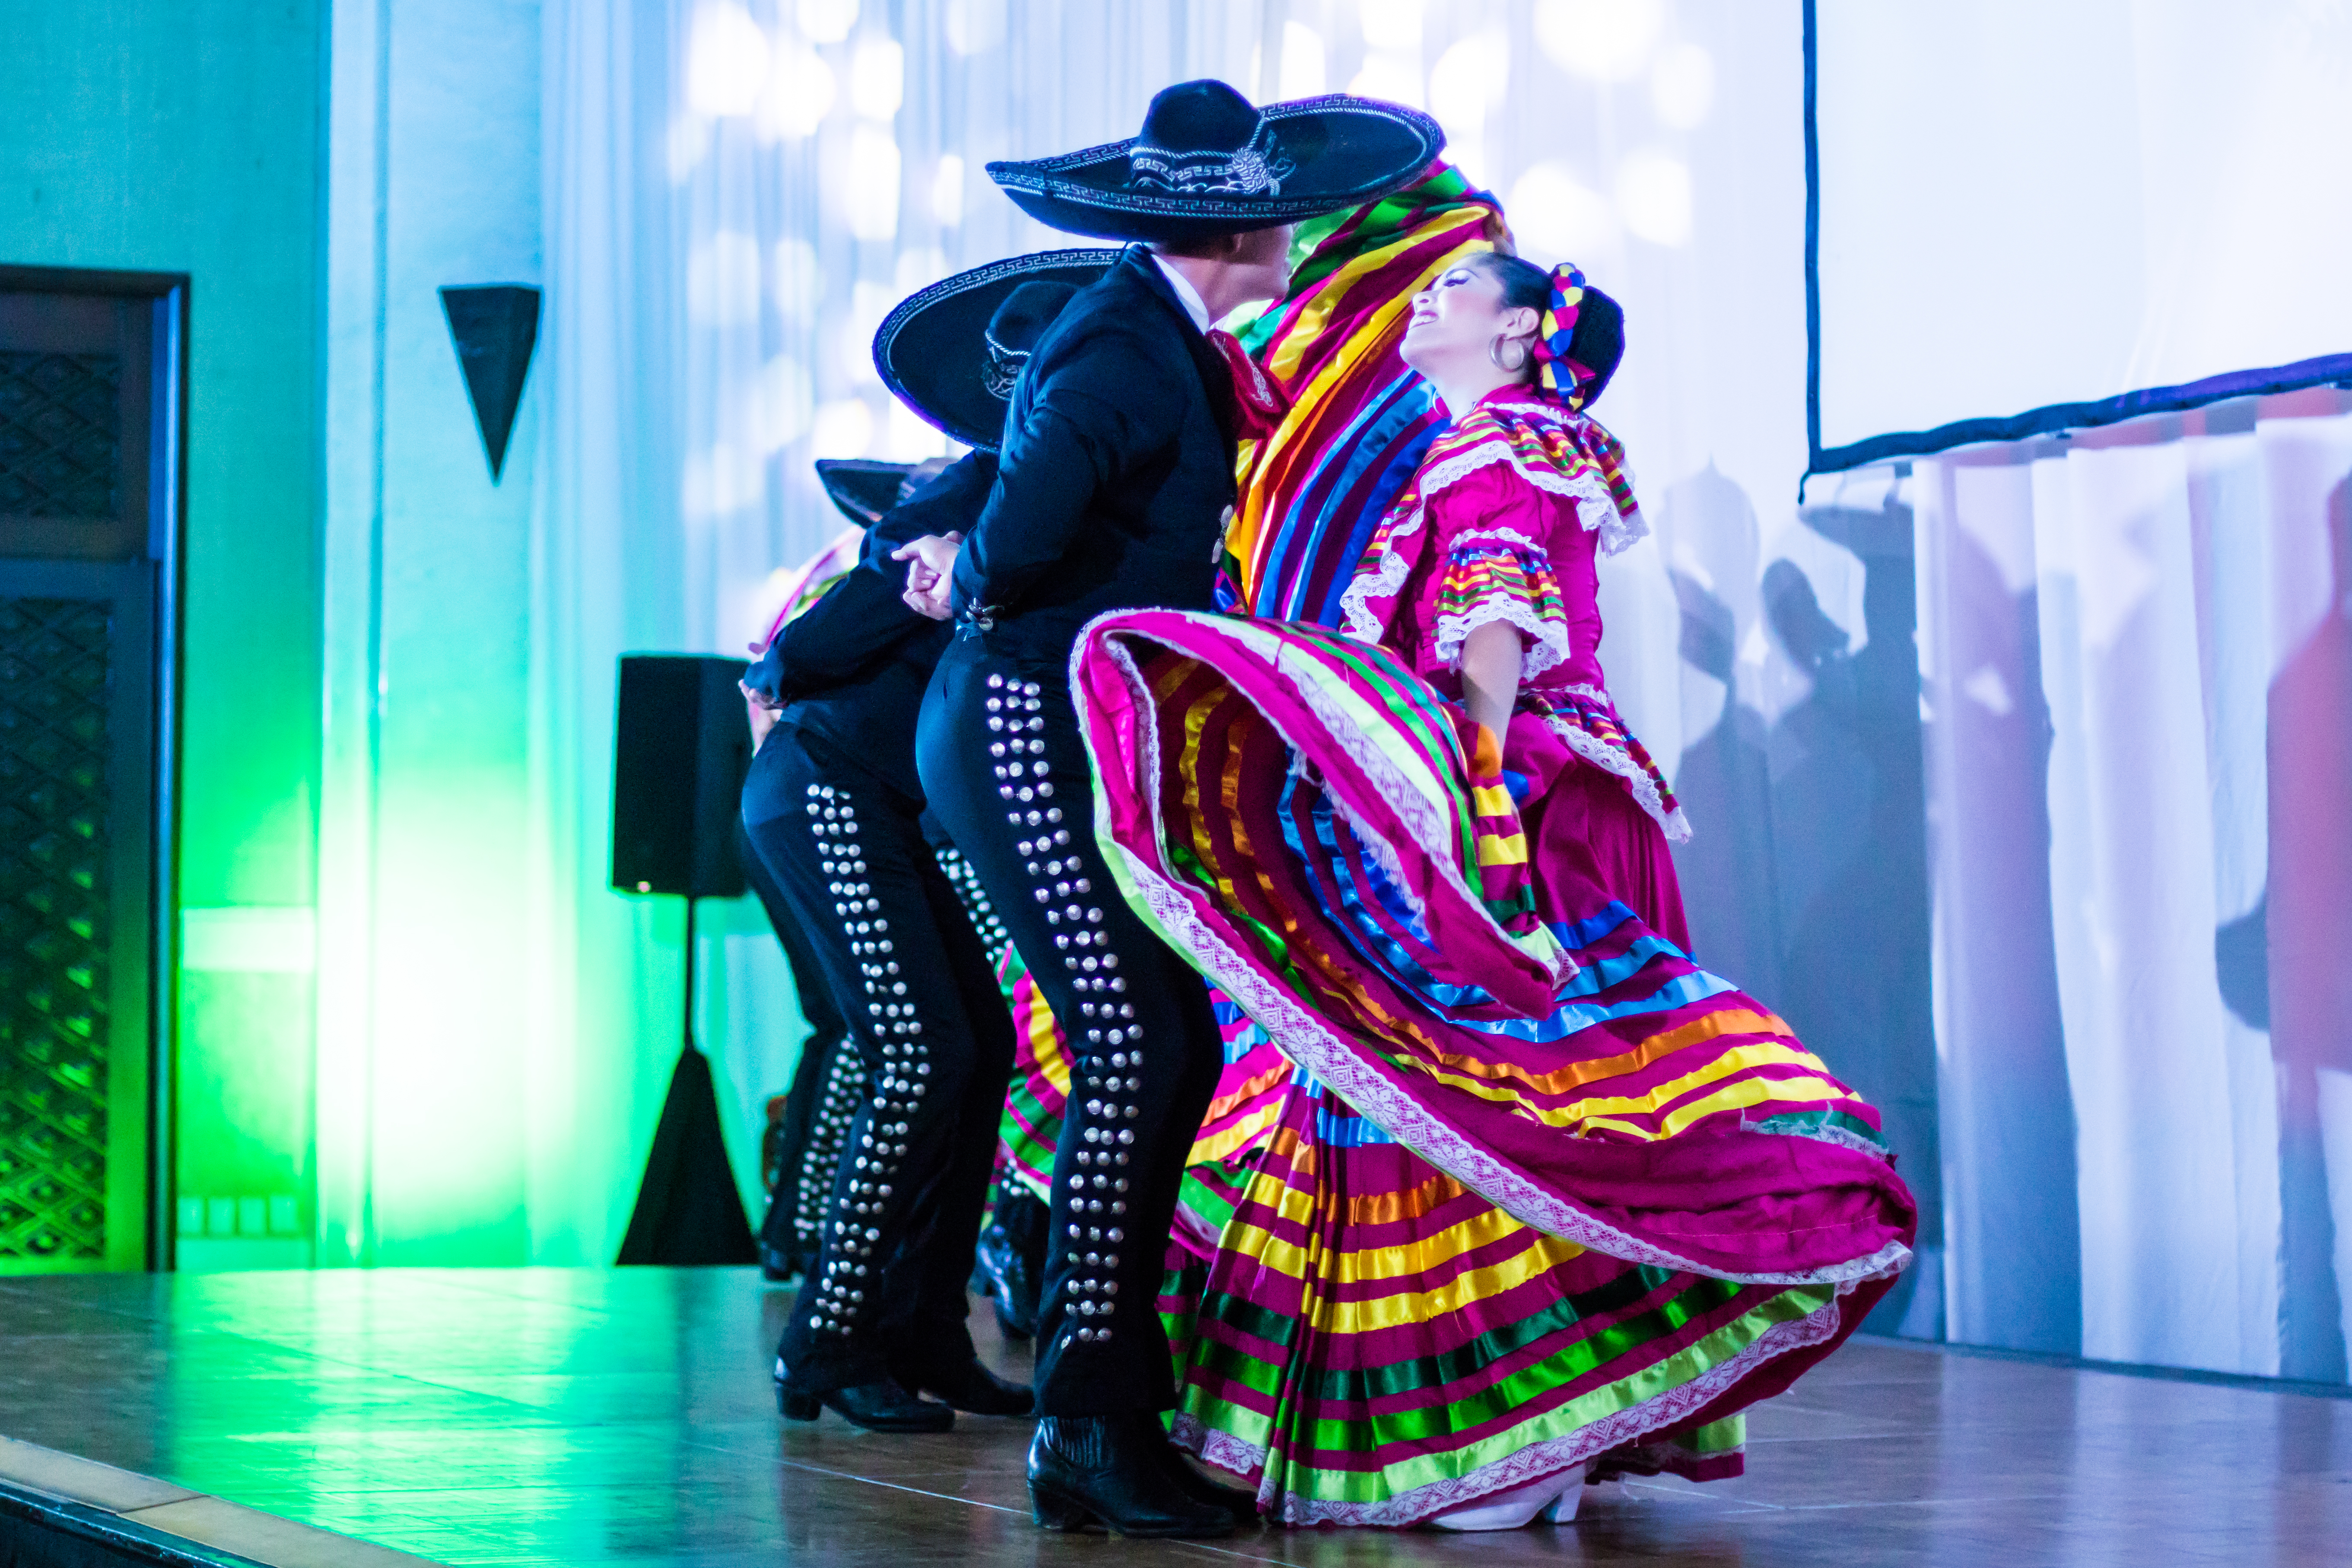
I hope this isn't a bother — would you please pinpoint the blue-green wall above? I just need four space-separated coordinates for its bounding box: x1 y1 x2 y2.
0 0 329 1268
2 0 328 907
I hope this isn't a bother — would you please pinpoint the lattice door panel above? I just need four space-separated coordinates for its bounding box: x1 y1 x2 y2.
0 351 123 520
1 271 175 1273
0 594 115 1261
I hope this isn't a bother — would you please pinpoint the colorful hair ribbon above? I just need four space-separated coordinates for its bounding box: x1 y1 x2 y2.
1532 262 1589 411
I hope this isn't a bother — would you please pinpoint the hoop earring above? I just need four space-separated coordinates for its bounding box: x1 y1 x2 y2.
1488 332 1529 373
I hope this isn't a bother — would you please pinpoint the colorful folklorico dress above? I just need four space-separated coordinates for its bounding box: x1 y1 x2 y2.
1067 186 1915 1523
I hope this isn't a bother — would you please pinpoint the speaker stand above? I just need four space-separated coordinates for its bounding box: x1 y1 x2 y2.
616 894 759 1266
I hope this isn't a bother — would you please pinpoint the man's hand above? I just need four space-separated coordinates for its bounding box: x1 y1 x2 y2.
892 531 964 621
741 681 780 749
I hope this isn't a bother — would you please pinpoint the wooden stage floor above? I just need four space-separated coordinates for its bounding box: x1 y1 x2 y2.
2 1267 2348 1567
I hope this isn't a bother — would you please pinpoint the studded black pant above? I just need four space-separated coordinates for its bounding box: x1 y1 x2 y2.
917 636 1224 1417
743 722 1015 1396
740 828 856 1277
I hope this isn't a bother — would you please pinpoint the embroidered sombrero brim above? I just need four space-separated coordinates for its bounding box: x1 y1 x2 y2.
874 248 1121 452
986 95 1443 243
814 458 914 526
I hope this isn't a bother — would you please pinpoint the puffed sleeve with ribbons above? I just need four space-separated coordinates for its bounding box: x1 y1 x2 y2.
1423 461 1575 681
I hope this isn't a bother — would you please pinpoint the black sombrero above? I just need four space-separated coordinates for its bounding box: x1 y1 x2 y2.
873 248 1119 452
986 80 1443 244
814 459 917 526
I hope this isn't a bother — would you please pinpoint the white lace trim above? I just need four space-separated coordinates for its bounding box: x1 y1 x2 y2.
1463 522 1546 550
1071 614 1905 1293
1751 1120 1888 1159
1595 499 1649 558
1495 398 1652 557
1103 713 1907 1287
1423 437 1631 543
1337 497 1428 645
1173 1415 1268 1495
1089 613 1548 986
1437 414 1650 559
1172 1285 1851 1527
1337 425 1646 649
1545 714 1694 844
1432 596 1574 684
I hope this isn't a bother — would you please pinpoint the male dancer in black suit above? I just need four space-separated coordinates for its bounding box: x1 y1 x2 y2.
744 461 921 1289
744 272 1096 1431
743 452 1026 1431
898 80 1441 1536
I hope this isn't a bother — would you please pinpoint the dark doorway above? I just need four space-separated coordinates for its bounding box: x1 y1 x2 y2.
0 267 185 1273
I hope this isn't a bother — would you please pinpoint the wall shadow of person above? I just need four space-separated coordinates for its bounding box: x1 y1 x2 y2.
1660 462 1785 1003
2266 471 2352 1382
1758 496 1941 1336
1660 465 1953 1338
1908 485 2083 1355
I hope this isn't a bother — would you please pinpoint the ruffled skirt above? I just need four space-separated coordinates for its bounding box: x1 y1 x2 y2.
1072 608 1916 1525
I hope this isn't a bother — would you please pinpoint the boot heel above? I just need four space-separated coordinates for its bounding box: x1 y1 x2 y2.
1028 1484 1094 1531
779 1389 820 1422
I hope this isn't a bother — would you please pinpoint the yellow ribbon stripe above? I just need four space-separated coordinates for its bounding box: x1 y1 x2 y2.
1301 1229 1586 1335
1577 1070 1867 1142
1475 831 1528 867
1403 1006 1796 1096
1470 782 1516 817
1407 1038 1850 1136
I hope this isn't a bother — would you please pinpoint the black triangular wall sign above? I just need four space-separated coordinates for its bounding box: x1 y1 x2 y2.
440 284 541 482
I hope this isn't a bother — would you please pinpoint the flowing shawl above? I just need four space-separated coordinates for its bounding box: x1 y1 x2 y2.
1219 162 1505 625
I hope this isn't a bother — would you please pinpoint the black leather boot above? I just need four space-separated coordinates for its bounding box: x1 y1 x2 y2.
1159 1446 1259 1525
897 1356 1035 1416
776 1371 954 1433
971 1221 1038 1339
1027 1414 1233 1537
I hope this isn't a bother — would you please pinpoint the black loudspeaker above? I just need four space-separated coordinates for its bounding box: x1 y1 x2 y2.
611 653 759 1267
611 655 752 898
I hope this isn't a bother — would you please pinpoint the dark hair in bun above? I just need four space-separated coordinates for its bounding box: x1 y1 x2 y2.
1468 249 1553 313
1467 251 1626 409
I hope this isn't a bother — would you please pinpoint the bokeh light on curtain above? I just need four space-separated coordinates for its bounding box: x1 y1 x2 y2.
653 0 1771 666
541 1 1923 1301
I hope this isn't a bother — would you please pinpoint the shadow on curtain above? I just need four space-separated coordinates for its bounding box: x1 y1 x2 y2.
1662 463 1945 1340
1917 389 2352 1380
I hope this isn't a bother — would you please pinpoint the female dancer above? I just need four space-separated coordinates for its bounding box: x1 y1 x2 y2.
1074 240 1916 1527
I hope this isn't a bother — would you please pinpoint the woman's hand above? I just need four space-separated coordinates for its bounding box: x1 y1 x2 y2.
892 531 964 620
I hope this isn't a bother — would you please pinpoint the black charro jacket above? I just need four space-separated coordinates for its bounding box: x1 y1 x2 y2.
947 245 1237 666
746 452 997 797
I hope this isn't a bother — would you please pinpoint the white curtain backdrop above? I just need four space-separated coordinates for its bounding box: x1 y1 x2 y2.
534 0 1929 1278
1814 0 2352 452
1917 391 2352 1379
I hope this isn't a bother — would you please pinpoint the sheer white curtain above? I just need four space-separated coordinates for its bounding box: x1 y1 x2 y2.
1917 390 2352 1379
677 0 1273 1215
538 0 1861 1256
537 0 1269 1243
531 0 690 1261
